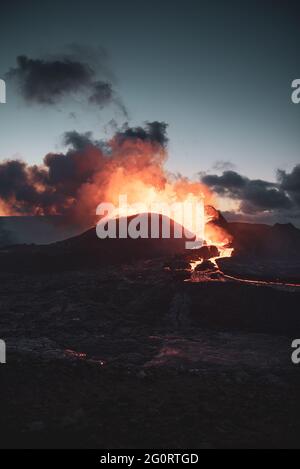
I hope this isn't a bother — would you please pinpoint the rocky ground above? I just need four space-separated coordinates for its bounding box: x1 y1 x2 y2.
0 259 300 448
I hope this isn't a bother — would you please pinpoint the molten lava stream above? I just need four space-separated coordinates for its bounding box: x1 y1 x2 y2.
223 275 300 289
189 249 300 289
189 244 300 288
189 242 234 283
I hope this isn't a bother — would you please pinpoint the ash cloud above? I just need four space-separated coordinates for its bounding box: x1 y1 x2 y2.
0 122 168 220
277 165 300 206
115 122 169 148
201 168 300 224
0 160 59 215
6 49 127 115
7 55 93 105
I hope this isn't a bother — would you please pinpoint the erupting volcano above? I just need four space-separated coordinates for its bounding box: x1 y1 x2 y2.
1 123 300 289
0 121 237 274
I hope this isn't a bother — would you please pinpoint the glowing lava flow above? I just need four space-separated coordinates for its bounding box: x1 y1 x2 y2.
210 246 235 268
190 245 234 273
223 275 300 289
189 248 300 290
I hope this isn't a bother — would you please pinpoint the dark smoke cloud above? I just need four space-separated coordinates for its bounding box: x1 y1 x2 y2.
202 171 246 197
116 122 169 148
0 160 60 214
277 165 300 206
63 131 99 151
0 122 168 218
7 55 93 105
6 50 127 114
201 169 296 216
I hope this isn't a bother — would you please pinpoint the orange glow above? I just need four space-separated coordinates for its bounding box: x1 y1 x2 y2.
0 135 234 255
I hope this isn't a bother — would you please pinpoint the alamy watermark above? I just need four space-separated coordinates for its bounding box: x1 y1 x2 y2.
0 340 6 364
291 339 300 365
0 79 6 104
96 194 205 249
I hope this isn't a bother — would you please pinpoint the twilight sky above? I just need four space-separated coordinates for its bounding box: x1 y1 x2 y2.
0 0 300 224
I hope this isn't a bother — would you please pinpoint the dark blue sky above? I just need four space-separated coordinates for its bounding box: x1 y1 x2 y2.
1 0 300 182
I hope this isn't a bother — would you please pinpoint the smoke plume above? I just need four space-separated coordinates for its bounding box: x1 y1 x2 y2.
0 122 214 228
6 49 127 115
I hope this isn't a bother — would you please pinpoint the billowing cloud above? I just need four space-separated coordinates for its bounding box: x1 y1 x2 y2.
202 171 246 197
7 55 93 104
201 169 297 218
277 165 300 206
6 49 127 115
0 159 63 215
115 122 169 148
0 122 170 220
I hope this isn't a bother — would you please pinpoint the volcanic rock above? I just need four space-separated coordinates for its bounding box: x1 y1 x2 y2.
229 221 300 260
194 260 217 272
0 213 195 273
166 259 192 271
196 245 220 260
